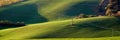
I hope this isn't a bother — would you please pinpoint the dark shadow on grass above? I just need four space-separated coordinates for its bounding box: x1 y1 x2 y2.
30 23 107 38
0 4 48 24
0 3 48 29
30 18 120 38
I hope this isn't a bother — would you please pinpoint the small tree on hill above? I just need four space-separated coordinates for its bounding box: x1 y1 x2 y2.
78 14 84 18
76 14 88 19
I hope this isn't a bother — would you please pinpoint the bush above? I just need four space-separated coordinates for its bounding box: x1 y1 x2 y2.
87 15 97 17
77 14 88 18
0 20 26 27
115 11 120 17
78 14 84 18
76 14 97 19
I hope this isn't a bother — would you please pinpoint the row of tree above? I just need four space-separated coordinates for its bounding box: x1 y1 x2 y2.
0 20 26 27
75 14 98 19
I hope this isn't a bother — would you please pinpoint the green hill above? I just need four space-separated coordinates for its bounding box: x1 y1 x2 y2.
0 0 120 40
0 16 120 40
0 0 99 24
12 37 120 40
0 0 47 24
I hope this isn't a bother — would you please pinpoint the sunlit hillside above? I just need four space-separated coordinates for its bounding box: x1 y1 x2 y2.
0 0 120 40
0 0 23 7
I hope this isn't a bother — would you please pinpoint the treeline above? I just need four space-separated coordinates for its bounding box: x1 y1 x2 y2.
0 20 26 27
75 14 98 19
0 0 23 7
75 13 120 19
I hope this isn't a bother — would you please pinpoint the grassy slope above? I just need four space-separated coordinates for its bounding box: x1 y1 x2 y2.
0 16 120 40
0 0 47 24
0 0 120 40
0 0 99 24
39 0 99 20
14 37 120 40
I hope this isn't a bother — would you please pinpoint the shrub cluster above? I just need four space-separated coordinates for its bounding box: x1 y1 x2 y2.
0 20 26 27
75 14 97 19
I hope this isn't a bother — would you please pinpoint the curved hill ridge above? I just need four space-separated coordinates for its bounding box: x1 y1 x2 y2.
0 0 120 40
0 0 22 7
12 37 120 40
0 16 120 40
0 0 99 24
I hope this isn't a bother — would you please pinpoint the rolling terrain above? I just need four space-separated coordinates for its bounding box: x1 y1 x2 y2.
0 0 120 40
0 16 120 40
0 0 99 24
0 0 22 7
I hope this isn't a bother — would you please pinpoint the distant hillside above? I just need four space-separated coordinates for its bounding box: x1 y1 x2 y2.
0 0 23 7
0 16 120 40
39 0 99 20
13 37 120 40
0 0 99 24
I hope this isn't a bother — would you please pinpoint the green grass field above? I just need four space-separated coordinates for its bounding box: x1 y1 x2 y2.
0 0 99 24
12 37 120 40
0 0 120 40
0 16 120 40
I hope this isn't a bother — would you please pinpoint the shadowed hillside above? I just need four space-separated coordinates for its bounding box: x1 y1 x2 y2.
0 0 120 40
64 1 98 16
0 3 48 24
0 0 99 24
39 0 99 20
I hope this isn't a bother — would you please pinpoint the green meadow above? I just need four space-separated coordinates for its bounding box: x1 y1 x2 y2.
0 0 120 40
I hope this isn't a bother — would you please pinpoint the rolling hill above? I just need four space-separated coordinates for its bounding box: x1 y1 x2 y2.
0 0 120 40
13 37 120 40
0 0 99 24
0 0 22 7
0 16 120 40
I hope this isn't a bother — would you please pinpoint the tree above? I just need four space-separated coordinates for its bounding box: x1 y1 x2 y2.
115 11 120 17
0 20 26 27
77 14 88 18
105 0 116 16
98 0 109 15
99 0 120 16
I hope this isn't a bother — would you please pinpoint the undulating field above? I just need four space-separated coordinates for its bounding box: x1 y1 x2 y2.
11 37 120 40
0 0 120 40
0 0 99 24
0 16 120 40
